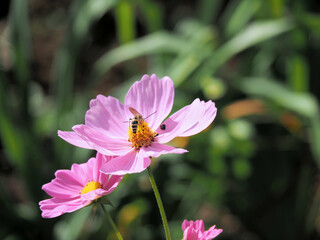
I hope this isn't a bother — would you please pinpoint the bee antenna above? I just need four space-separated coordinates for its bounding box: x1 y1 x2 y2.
145 111 156 119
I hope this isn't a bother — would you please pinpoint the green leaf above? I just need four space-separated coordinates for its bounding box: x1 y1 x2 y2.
115 0 135 44
53 0 118 115
309 117 320 168
240 77 318 118
54 207 91 240
8 0 31 120
197 0 223 24
86 31 186 88
137 0 163 32
186 19 294 88
221 0 262 37
212 18 294 70
268 0 286 17
0 73 24 165
287 54 309 92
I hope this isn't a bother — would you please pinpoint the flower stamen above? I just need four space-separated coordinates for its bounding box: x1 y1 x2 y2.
128 119 157 149
80 180 102 194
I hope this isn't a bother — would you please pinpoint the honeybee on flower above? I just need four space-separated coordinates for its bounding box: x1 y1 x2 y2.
58 74 217 175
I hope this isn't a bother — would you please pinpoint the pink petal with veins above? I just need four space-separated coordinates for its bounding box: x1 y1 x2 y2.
39 154 123 218
100 149 151 175
125 74 174 130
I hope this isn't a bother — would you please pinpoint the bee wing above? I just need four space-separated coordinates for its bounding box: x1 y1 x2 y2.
129 107 141 116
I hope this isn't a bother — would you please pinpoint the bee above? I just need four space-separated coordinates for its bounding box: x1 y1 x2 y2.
128 107 156 134
128 107 143 134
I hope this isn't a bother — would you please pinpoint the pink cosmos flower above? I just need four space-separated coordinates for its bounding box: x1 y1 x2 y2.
39 153 122 218
58 74 217 175
182 220 223 240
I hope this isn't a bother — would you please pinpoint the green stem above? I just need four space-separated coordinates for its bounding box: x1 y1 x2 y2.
100 204 123 240
147 166 171 240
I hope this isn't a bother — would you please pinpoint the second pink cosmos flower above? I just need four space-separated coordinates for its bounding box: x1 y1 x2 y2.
58 74 217 175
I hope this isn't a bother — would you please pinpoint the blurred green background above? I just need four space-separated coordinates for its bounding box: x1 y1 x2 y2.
1 0 320 239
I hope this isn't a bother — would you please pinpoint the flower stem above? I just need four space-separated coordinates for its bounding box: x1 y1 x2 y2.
147 166 171 240
100 204 123 240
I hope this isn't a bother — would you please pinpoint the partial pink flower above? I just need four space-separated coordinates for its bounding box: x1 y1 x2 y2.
58 74 217 175
39 153 122 218
182 220 223 240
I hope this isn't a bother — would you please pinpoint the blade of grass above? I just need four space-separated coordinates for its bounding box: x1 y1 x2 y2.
86 31 186 89
210 18 294 73
268 0 286 18
54 207 91 240
287 54 309 92
7 0 43 200
184 18 294 89
8 0 31 123
239 77 320 167
52 0 118 167
137 0 163 32
309 116 320 168
168 20 217 85
114 0 135 44
239 77 317 118
53 0 119 116
221 0 262 37
0 70 25 167
197 0 223 24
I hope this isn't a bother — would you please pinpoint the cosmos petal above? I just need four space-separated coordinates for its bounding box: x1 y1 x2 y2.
182 220 222 240
156 99 204 143
80 188 109 203
72 124 131 156
39 197 85 218
178 100 217 137
125 74 174 130
100 149 151 175
85 95 128 137
201 226 223 239
58 130 93 149
141 143 188 158
39 154 123 218
156 99 217 143
182 227 199 240
42 170 83 198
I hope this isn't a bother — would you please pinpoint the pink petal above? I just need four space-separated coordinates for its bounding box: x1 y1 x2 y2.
156 99 204 143
157 99 216 143
124 74 174 130
179 101 217 137
182 219 190 231
141 143 188 158
70 158 95 185
182 220 205 233
100 149 151 175
72 125 131 156
193 220 205 233
96 153 123 193
89 154 114 183
201 226 223 239
42 170 83 198
58 130 93 149
85 95 128 138
80 188 109 203
103 175 123 194
183 227 199 240
39 197 85 218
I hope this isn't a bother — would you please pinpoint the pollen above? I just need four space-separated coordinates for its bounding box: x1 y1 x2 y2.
80 180 102 194
128 120 157 149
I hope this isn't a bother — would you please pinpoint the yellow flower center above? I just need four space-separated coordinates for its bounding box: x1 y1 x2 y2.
80 181 102 194
128 119 157 149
